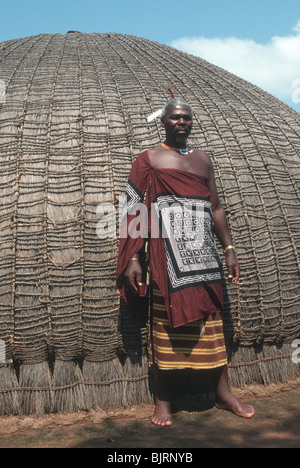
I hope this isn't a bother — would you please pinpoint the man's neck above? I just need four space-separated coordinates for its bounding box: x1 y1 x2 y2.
164 137 188 149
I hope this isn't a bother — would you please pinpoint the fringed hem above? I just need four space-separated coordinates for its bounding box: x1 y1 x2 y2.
0 356 152 416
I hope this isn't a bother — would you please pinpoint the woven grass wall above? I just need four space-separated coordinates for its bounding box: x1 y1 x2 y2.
0 32 299 415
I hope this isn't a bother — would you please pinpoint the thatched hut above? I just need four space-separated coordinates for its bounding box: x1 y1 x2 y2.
0 32 299 415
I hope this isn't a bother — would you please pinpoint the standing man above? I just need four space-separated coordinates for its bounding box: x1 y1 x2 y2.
117 98 255 426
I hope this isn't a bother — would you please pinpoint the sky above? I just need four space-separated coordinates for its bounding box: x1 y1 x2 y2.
0 0 299 111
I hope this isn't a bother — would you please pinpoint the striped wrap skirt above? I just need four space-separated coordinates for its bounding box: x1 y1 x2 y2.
148 282 227 370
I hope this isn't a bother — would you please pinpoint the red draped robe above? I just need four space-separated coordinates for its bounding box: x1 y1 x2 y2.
117 151 224 328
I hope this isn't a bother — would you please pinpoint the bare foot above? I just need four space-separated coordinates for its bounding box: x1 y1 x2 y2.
151 398 173 427
215 394 255 419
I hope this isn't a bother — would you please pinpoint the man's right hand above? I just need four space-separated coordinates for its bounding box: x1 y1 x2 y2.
123 259 143 294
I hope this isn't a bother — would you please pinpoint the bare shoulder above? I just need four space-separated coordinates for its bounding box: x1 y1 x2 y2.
191 149 213 176
147 145 168 167
148 145 164 157
193 149 213 166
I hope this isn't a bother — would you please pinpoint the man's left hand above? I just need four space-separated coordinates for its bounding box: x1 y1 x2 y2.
226 251 240 284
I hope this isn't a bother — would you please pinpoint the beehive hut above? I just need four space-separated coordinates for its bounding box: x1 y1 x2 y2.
0 32 300 415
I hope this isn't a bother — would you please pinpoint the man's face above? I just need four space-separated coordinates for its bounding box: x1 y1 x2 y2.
162 105 193 145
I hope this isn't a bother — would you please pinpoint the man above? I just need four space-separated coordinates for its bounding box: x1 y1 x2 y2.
117 97 255 426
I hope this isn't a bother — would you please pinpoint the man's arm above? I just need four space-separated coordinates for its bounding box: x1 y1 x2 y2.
206 155 240 284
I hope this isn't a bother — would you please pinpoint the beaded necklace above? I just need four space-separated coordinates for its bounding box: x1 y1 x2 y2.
161 142 194 155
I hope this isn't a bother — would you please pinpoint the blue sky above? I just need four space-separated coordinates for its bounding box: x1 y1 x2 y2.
0 0 300 110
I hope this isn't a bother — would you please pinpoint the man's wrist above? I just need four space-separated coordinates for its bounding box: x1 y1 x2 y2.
224 245 235 254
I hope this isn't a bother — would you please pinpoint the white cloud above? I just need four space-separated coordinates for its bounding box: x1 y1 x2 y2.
293 19 300 33
171 22 300 107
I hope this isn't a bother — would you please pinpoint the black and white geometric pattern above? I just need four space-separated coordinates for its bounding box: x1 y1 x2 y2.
122 180 144 221
153 194 222 292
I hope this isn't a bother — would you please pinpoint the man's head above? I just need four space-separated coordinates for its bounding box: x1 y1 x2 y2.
161 98 193 122
161 98 193 146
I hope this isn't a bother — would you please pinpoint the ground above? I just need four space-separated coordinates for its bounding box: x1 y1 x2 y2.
0 379 299 448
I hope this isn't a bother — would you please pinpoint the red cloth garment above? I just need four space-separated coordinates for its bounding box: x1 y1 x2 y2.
116 151 224 328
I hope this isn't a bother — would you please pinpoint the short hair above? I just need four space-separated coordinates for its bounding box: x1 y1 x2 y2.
161 98 193 122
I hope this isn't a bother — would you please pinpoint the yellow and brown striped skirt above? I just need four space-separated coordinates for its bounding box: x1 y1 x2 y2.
148 282 227 370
